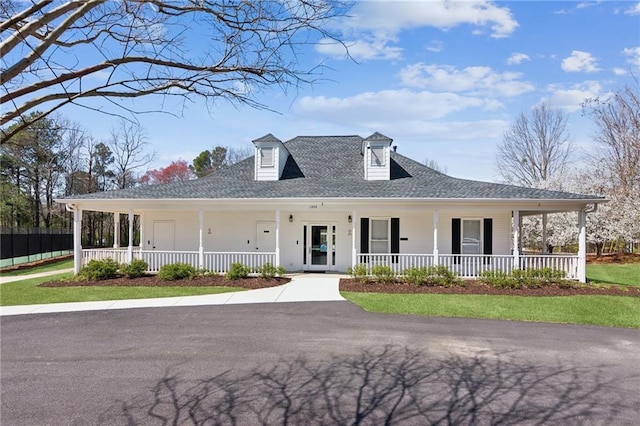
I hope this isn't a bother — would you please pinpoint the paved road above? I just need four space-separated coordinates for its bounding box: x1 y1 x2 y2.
2 302 639 425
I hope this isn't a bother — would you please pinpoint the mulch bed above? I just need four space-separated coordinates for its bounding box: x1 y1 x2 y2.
339 278 640 297
587 253 640 264
38 275 290 289
36 274 639 297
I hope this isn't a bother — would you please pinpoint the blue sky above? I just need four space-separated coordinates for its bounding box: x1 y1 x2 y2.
67 1 639 182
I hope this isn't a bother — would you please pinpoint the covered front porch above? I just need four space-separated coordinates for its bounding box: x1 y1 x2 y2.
68 202 590 282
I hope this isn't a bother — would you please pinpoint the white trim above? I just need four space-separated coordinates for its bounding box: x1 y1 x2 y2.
433 209 439 265
127 210 134 263
513 210 520 268
578 208 587 283
369 217 390 254
198 210 204 269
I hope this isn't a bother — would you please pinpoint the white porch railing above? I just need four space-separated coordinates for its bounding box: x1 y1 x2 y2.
356 253 580 280
139 250 199 273
81 249 276 274
82 248 135 265
439 255 514 278
204 252 276 274
357 254 435 274
520 255 578 280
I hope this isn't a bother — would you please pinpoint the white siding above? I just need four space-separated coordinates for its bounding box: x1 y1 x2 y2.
141 206 514 272
253 142 290 181
364 145 390 181
438 210 511 255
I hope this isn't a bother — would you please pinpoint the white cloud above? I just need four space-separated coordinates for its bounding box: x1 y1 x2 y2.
398 63 534 97
622 47 640 69
542 81 602 112
317 1 518 60
507 52 530 65
561 50 600 73
613 68 628 76
293 89 494 124
624 3 640 15
426 40 444 53
351 0 518 38
316 37 403 61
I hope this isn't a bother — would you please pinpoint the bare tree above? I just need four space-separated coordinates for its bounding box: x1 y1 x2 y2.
423 157 447 174
496 103 573 186
1 0 348 143
108 120 154 189
584 84 640 197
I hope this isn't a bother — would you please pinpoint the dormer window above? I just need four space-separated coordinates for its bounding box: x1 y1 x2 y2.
363 132 393 181
252 134 289 181
260 147 274 168
370 145 385 167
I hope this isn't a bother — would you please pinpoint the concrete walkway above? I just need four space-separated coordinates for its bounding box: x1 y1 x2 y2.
0 268 74 284
0 273 345 317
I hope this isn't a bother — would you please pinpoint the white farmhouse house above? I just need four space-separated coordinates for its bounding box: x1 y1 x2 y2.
57 133 604 282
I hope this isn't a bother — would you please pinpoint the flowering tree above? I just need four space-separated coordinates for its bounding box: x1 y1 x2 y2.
139 160 193 185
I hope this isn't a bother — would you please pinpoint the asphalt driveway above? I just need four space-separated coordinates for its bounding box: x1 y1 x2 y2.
2 301 639 425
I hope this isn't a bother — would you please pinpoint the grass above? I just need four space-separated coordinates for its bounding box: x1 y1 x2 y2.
0 273 245 306
0 258 73 277
342 292 640 328
587 263 640 287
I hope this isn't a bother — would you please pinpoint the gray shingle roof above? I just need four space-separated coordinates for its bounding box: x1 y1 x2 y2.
62 135 602 201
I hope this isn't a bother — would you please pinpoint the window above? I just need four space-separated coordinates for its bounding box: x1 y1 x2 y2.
370 219 389 253
260 147 274 167
462 219 481 254
370 145 385 166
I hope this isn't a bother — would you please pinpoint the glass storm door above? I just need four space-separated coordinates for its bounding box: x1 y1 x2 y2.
304 224 335 271
311 225 328 266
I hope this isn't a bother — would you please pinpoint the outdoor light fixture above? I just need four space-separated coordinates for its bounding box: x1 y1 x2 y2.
348 215 352 223
289 214 293 222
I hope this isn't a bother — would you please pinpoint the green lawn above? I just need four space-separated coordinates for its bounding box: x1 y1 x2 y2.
587 263 640 286
342 292 640 328
0 273 245 306
0 258 73 277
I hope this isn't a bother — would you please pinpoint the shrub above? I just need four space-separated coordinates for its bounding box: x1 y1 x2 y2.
226 262 251 280
479 270 520 289
480 268 571 289
403 267 429 285
422 265 462 287
347 264 369 283
158 262 196 280
78 258 120 281
119 258 148 278
371 265 396 283
257 263 286 279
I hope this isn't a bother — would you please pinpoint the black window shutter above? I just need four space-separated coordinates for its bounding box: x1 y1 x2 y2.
452 218 461 254
452 218 461 264
391 218 400 253
391 218 400 263
360 218 369 254
483 218 493 255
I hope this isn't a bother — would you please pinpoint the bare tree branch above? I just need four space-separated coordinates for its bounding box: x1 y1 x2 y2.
1 0 350 144
496 103 573 186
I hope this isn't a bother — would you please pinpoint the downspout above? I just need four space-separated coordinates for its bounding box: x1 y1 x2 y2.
66 203 82 274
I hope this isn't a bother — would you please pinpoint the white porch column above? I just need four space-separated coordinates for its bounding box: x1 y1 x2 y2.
73 207 82 274
127 210 134 263
351 210 357 268
513 210 520 270
113 213 120 248
542 213 548 254
433 209 439 265
198 210 204 269
577 208 587 283
275 210 280 267
139 212 144 249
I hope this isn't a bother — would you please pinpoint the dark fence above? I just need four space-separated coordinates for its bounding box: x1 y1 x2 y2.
1 227 73 267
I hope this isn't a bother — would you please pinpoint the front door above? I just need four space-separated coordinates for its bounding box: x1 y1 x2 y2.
256 221 276 252
152 221 175 250
305 224 335 271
